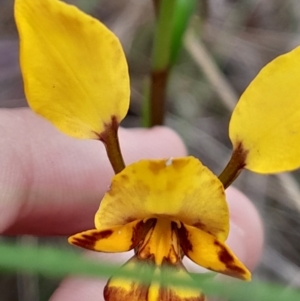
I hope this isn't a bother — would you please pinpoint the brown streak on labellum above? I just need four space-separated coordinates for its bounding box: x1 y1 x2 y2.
214 240 246 279
104 284 149 301
167 245 180 265
159 287 206 301
104 256 153 301
136 219 157 259
158 264 205 301
131 219 156 249
177 223 193 253
71 229 113 250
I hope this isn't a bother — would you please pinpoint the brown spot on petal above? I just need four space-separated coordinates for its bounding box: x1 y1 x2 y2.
104 283 149 301
148 161 165 175
177 223 193 253
70 229 113 251
131 219 157 249
159 288 206 301
172 159 189 171
104 256 153 301
192 221 212 234
120 174 129 181
214 240 246 279
159 262 206 301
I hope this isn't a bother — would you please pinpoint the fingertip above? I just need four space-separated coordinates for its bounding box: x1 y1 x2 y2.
226 187 264 270
50 277 106 301
119 126 187 163
49 252 133 301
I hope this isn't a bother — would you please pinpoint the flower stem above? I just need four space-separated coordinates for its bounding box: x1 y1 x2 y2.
99 118 125 174
218 143 248 188
148 0 176 126
144 0 196 127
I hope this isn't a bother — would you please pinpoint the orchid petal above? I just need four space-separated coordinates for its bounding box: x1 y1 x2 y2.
68 220 144 252
15 0 129 139
230 46 300 173
179 223 251 281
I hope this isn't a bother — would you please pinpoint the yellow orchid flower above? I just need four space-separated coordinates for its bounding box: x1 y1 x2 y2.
15 0 300 300
69 157 250 300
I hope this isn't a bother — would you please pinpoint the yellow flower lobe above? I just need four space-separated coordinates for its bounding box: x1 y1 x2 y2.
230 46 300 173
15 0 129 139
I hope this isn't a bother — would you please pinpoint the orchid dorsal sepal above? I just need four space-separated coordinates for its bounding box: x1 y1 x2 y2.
229 46 300 175
15 0 130 157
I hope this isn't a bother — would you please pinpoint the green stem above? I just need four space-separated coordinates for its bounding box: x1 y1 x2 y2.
146 0 177 127
99 118 125 174
170 0 197 65
218 143 248 188
145 0 197 127
152 0 177 71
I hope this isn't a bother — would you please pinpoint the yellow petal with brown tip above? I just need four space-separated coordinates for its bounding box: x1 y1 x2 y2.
179 223 251 281
230 46 300 173
68 220 143 252
15 0 129 139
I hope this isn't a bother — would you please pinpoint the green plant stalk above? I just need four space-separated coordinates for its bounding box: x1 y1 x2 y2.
147 0 176 126
170 0 197 65
145 0 197 126
152 0 177 71
98 119 125 174
218 143 248 188
0 242 300 301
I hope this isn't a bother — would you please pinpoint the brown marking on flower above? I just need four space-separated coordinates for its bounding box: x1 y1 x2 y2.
171 159 189 171
125 217 136 223
107 187 116 196
131 218 156 249
148 160 165 175
120 174 129 181
177 223 193 253
214 240 246 279
158 264 206 301
192 221 207 231
70 229 113 250
167 244 180 265
97 115 119 140
104 283 149 301
159 287 206 301
234 141 249 166
136 220 157 260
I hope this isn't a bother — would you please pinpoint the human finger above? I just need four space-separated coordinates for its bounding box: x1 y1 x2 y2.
0 108 187 235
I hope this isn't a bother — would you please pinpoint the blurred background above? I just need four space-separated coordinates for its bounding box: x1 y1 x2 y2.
1 0 300 300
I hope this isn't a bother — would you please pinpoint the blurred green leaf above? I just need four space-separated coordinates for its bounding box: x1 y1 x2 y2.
170 0 197 65
0 241 299 301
